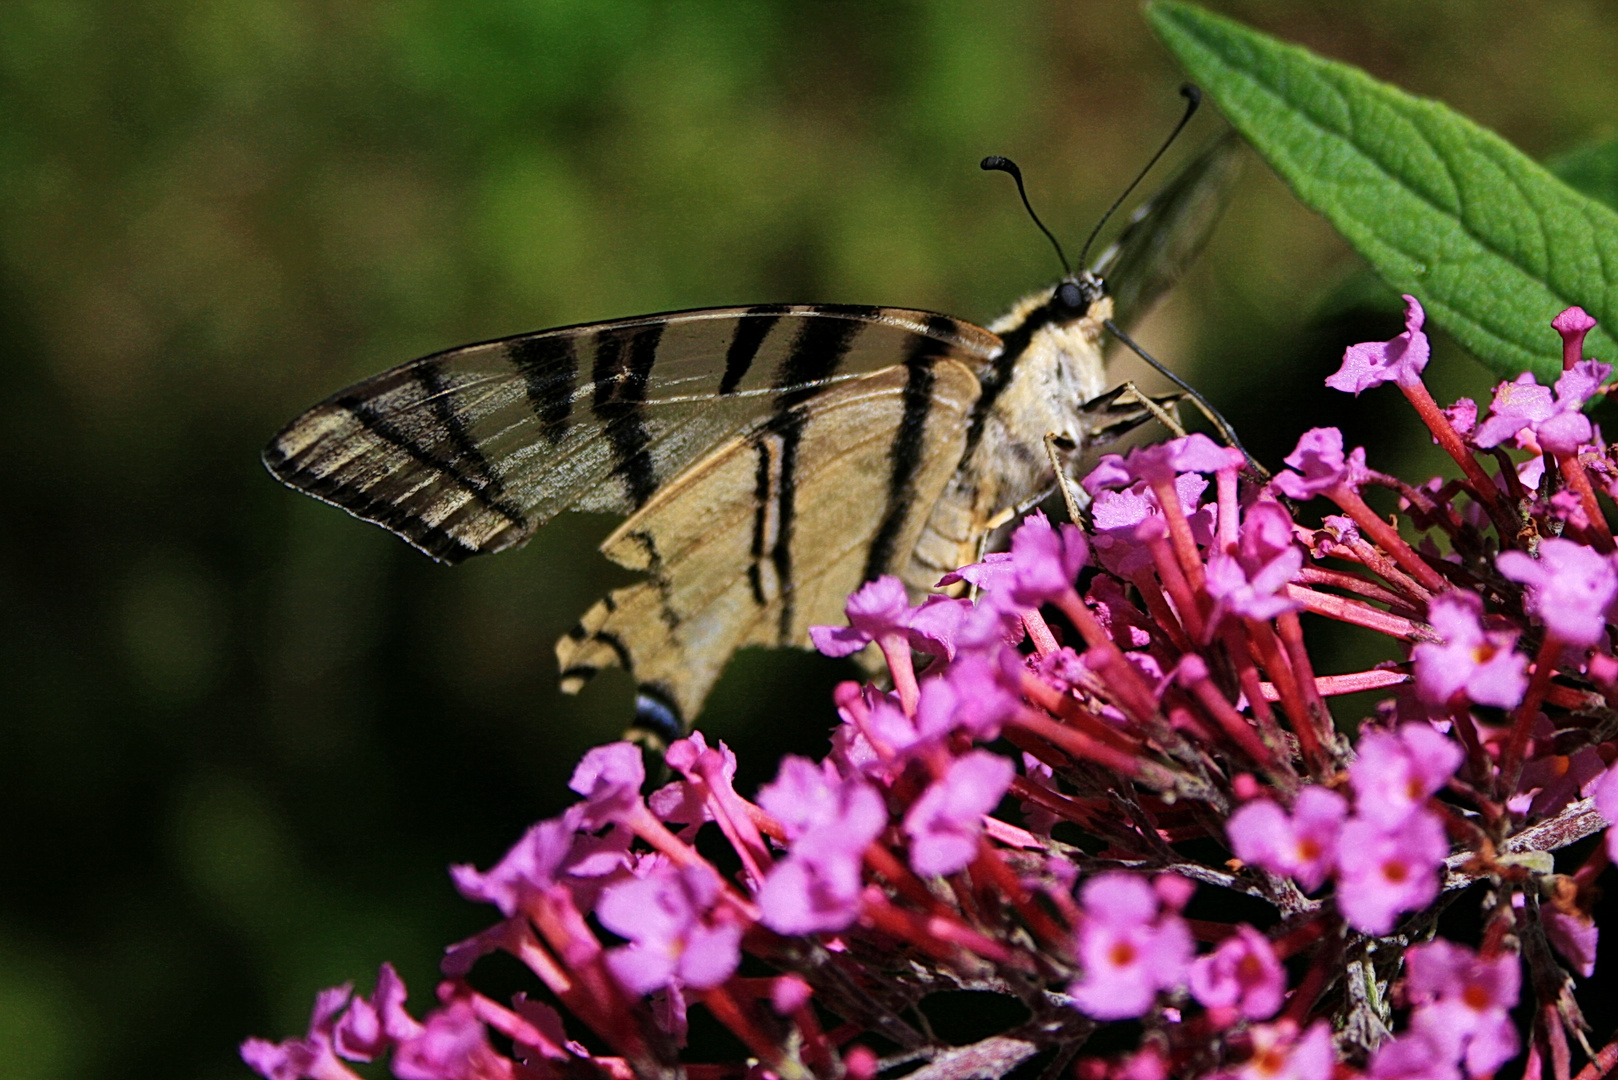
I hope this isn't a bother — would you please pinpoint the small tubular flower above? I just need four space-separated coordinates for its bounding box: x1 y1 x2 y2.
1326 294 1431 394
1068 873 1193 1020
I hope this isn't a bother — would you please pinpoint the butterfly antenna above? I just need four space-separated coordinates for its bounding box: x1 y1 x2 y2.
1103 317 1270 481
1076 84 1203 273
981 155 1071 277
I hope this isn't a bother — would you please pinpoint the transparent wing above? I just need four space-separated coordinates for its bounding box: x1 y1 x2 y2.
263 305 1000 564
1091 131 1244 330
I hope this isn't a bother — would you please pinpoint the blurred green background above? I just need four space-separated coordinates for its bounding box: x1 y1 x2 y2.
4 2 1618 1077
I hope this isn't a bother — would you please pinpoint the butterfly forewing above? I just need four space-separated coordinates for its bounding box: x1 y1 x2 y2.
263 305 1000 564
555 358 982 728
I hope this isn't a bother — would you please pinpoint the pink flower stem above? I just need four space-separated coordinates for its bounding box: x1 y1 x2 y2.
1007 770 1104 830
1142 527 1206 642
1400 378 1509 521
1276 611 1339 763
1544 1001 1573 1080
972 838 1069 948
1021 609 1060 657
1284 584 1424 640
1338 531 1438 602
693 755 775 886
1010 706 1179 790
701 985 785 1071
1447 698 1492 791
1219 623 1291 765
860 891 1012 964
1244 619 1326 775
1148 476 1208 591
1217 467 1240 552
862 842 955 916
1295 564 1423 614
1500 635 1564 800
876 633 921 715
1179 661 1290 778
1326 482 1449 593
1129 568 1193 653
1019 671 1145 754
1574 1034 1618 1080
1554 449 1614 552
1053 593 1160 723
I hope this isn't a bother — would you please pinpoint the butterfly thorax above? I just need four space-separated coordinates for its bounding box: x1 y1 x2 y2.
905 279 1112 586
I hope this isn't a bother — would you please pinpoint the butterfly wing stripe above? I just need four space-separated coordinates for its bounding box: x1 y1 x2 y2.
508 335 577 444
959 305 1051 466
719 305 786 394
591 322 665 508
333 390 529 529
416 361 509 499
762 314 868 640
863 317 957 581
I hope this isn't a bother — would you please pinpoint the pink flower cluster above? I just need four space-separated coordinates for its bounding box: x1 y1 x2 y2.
246 299 1618 1080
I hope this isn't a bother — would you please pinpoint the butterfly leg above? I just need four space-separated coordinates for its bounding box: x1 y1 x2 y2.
1043 431 1089 526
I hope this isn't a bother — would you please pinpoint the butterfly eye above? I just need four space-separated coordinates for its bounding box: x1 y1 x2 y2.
1054 280 1087 313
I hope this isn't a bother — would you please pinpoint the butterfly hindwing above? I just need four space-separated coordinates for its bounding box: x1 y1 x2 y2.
554 356 982 729
263 306 1000 565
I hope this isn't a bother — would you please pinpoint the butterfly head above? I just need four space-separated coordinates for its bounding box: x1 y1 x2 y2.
1050 270 1107 322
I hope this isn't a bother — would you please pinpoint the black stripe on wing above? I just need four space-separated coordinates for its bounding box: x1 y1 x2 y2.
864 314 956 581
591 322 665 509
759 314 869 641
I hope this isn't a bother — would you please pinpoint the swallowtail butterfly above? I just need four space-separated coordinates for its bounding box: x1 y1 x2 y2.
263 125 1241 741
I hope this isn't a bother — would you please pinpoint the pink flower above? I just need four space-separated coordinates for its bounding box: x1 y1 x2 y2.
1405 938 1520 1077
391 998 504 1080
1205 546 1303 623
903 750 1015 876
1594 760 1618 862
1412 590 1527 708
1334 808 1449 934
1087 473 1215 577
1349 724 1464 829
1083 432 1245 490
241 983 353 1080
450 805 628 918
756 758 886 934
1226 786 1347 892
1475 360 1611 455
597 862 742 994
1543 907 1599 978
1068 873 1193 1020
1004 510 1090 607
334 964 422 1061
1223 1020 1334 1080
1367 1031 1461 1080
1326 294 1431 393
809 575 957 660
570 741 648 828
1188 924 1285 1020
1270 428 1370 501
1496 536 1618 647
1554 305 1598 368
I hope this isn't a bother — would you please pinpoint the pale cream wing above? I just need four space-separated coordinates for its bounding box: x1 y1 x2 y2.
262 306 1000 564
555 356 982 732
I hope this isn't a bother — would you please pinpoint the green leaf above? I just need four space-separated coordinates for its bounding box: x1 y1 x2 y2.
1549 137 1618 213
1147 0 1618 382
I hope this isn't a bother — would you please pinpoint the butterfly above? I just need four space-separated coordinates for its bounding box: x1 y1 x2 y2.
263 131 1241 742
